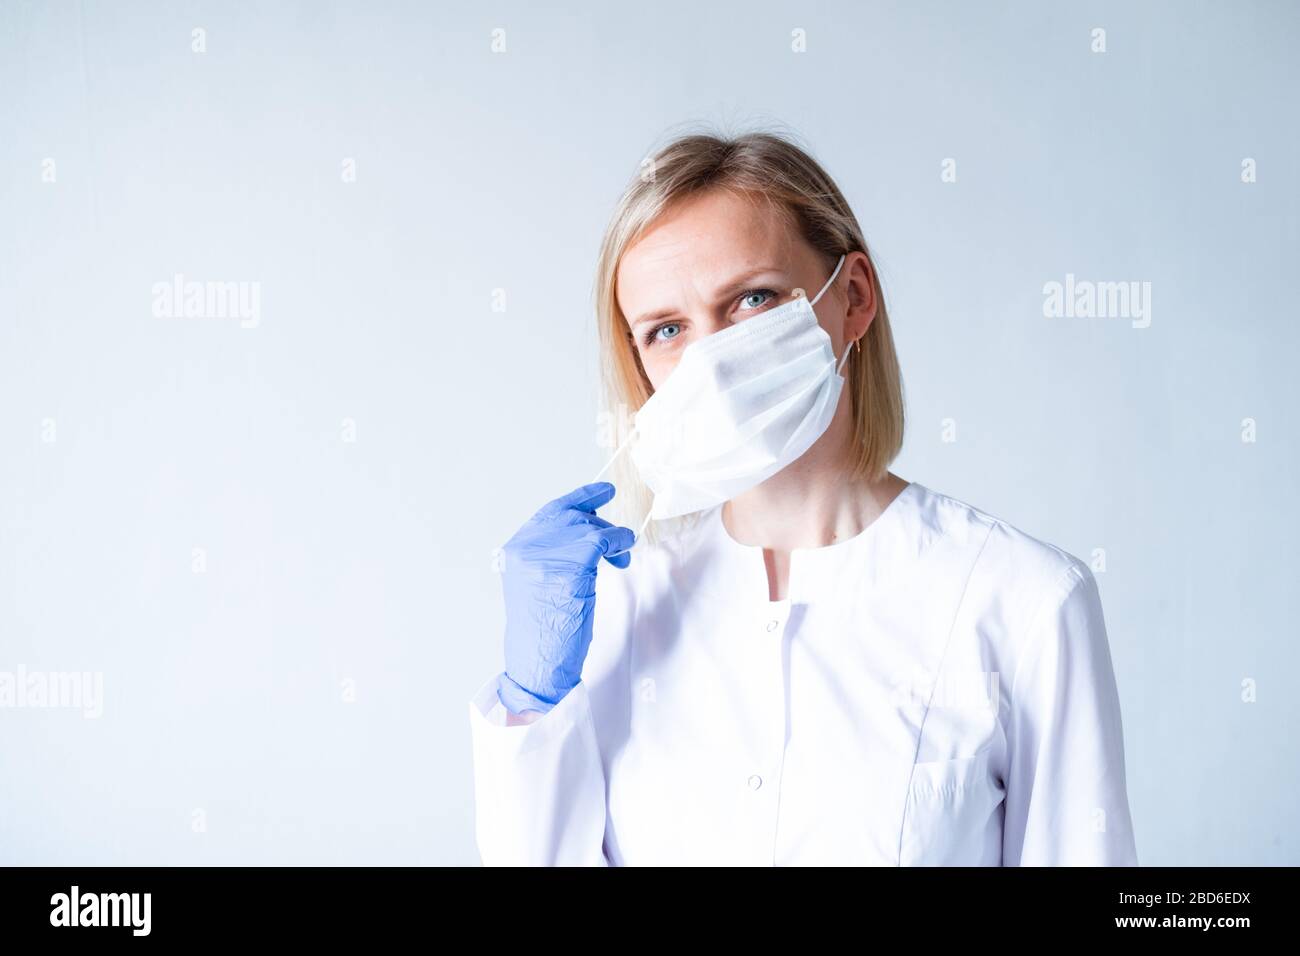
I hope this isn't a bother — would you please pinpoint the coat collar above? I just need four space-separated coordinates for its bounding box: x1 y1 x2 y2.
695 481 942 604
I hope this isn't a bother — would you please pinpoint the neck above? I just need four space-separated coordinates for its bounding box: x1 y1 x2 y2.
721 405 906 552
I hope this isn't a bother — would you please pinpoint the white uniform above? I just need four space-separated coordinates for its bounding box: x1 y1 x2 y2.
468 481 1138 866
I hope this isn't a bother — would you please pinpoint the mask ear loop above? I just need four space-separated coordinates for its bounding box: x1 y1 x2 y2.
836 339 856 375
592 423 655 543
593 422 637 482
810 253 847 306
635 505 654 540
813 253 852 377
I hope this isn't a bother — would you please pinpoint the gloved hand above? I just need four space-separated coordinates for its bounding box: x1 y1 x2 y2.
497 482 636 716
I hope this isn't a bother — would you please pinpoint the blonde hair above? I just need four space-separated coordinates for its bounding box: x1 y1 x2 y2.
593 127 905 544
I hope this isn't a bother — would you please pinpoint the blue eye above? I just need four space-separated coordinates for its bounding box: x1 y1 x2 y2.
645 322 681 347
740 289 777 311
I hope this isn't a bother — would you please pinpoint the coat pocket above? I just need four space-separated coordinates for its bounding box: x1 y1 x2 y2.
899 749 1006 865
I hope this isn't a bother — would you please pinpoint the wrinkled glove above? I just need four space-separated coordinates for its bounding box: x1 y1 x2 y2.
497 482 636 716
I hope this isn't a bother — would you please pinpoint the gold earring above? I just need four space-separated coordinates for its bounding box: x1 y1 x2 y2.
855 337 862 352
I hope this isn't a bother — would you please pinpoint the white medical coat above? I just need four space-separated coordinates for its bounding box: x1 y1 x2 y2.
468 481 1138 866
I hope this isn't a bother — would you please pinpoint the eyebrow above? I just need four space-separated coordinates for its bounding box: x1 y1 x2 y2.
628 266 788 329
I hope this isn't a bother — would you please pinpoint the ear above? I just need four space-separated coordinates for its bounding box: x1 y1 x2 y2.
844 251 878 343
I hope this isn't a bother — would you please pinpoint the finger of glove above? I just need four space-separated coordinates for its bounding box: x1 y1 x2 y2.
533 482 616 522
507 510 635 573
565 511 633 546
514 510 612 550
528 523 635 572
588 524 636 562
529 512 635 569
570 512 635 566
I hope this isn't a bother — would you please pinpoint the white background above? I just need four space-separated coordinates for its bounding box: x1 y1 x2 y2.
1 0 1296 864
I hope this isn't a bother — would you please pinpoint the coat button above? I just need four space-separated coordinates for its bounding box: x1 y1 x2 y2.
748 774 763 790
766 619 779 632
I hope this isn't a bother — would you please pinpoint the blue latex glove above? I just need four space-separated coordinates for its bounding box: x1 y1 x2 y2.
497 482 636 716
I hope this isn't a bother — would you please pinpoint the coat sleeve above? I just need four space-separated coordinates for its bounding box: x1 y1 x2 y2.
466 556 636 866
1001 561 1139 866
467 673 611 866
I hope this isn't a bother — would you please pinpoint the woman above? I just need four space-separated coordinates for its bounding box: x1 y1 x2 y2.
467 130 1138 866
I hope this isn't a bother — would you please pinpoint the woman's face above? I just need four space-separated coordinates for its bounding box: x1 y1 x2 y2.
616 188 864 391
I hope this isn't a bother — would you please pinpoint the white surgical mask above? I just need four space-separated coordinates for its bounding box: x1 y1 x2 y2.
596 253 850 537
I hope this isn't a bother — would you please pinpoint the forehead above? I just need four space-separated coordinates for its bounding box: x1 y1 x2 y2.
616 190 799 304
